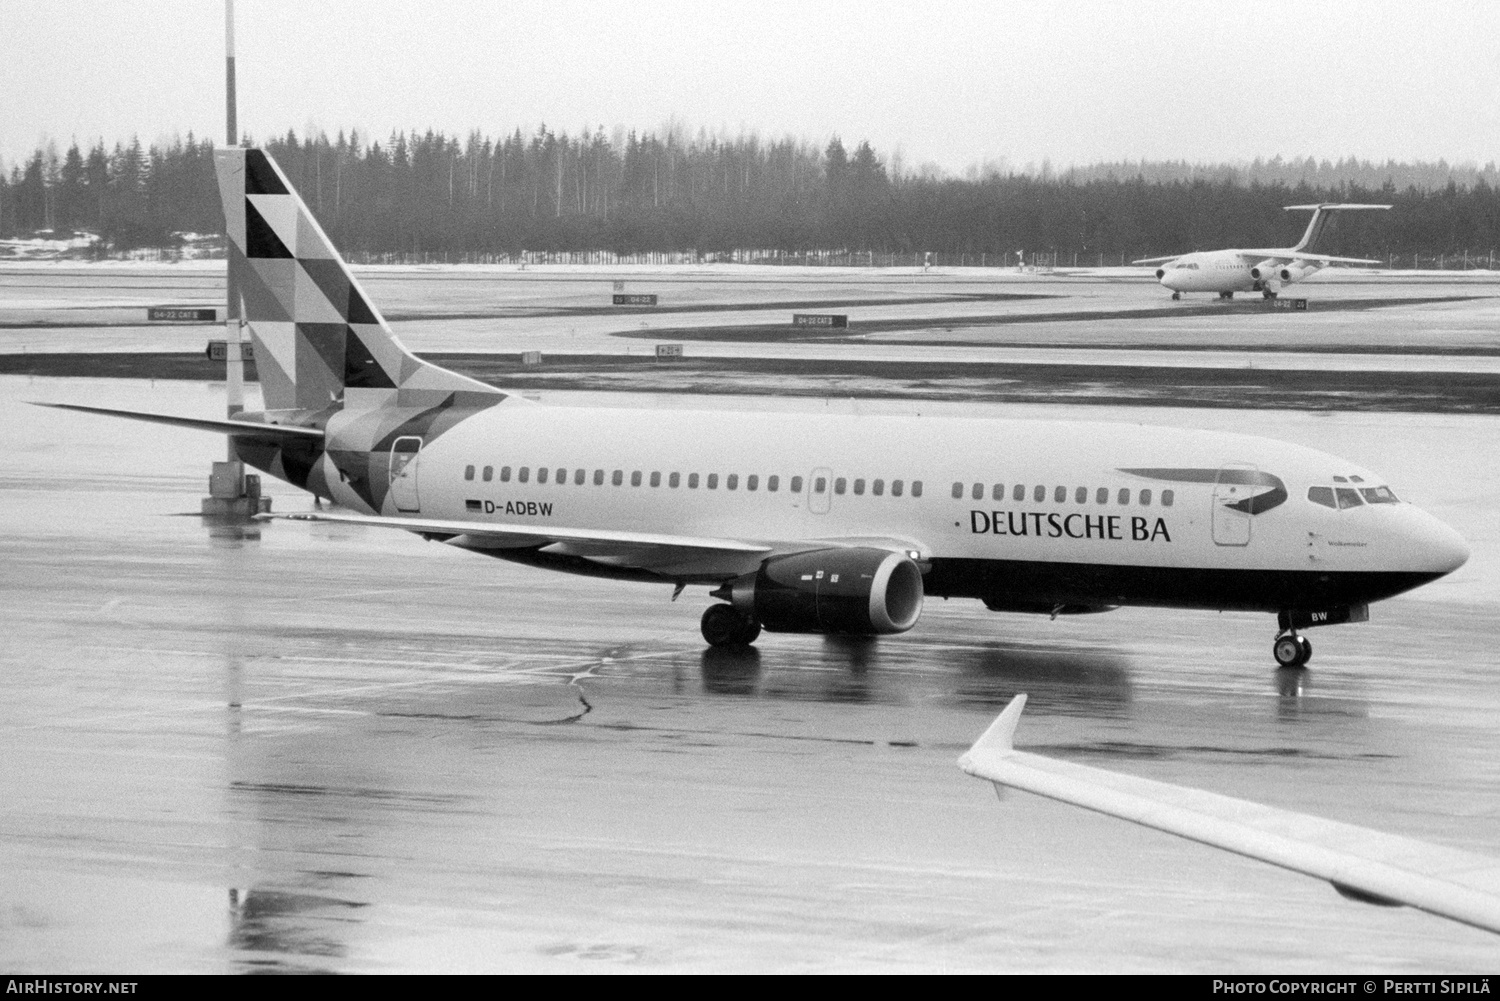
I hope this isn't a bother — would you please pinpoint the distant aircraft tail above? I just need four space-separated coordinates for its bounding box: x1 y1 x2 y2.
213 147 502 413
1286 203 1391 254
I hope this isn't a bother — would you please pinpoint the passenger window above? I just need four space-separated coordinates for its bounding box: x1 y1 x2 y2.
464 465 475 481
1013 484 1025 501
1117 488 1129 505
574 469 586 485
951 482 964 499
911 481 923 498
669 472 680 488
612 470 623 486
990 483 1003 500
892 480 904 497
853 478 865 495
834 477 846 495
768 475 779 492
593 469 604 486
728 474 739 490
488 466 498 482
1054 486 1066 503
1308 486 1337 509
1075 486 1086 503
650 471 661 487
1162 489 1174 507
1335 487 1364 509
1096 487 1108 504
813 477 825 494
1033 485 1045 502
1140 489 1152 506
747 475 758 491
689 473 700 488
790 476 802 493
972 483 983 500
519 467 530 483
873 479 885 496
707 474 719 489
1361 486 1399 504
631 471 642 487
537 467 548 484
556 468 566 484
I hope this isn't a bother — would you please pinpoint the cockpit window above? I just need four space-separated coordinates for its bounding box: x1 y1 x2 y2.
1361 486 1399 504
1307 486 1336 509
1334 487 1364 509
1174 262 1199 270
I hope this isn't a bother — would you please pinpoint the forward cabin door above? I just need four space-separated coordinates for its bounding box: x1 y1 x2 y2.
389 436 423 512
1211 464 1254 546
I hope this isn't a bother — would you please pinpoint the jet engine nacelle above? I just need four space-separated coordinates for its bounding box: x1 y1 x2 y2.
1249 259 1281 281
716 548 924 635
1154 268 1166 280
1278 262 1317 284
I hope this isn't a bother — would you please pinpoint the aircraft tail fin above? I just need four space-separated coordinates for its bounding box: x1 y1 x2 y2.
213 147 502 412
1285 203 1391 254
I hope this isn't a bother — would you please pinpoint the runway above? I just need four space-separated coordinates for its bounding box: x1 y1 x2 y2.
3 375 1499 972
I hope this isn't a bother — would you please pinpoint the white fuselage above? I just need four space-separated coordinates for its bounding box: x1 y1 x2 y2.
313 401 1467 612
1159 250 1322 294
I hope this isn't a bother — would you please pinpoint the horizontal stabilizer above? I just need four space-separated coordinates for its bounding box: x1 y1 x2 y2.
1131 255 1180 266
34 402 324 441
959 696 1500 936
1283 203 1392 212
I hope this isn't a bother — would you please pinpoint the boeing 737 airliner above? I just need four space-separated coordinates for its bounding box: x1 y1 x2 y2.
1134 203 1390 300
45 150 1466 668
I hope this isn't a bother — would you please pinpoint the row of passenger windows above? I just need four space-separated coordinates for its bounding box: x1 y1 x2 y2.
462 464 925 497
951 481 1175 508
1308 485 1399 509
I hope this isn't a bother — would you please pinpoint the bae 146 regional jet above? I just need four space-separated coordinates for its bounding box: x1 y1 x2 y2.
42 151 1466 668
1134 203 1390 300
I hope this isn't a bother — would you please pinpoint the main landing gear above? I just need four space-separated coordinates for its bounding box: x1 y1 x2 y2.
1273 631 1313 669
1218 290 1234 300
701 603 761 647
1262 288 1279 300
1170 291 1181 300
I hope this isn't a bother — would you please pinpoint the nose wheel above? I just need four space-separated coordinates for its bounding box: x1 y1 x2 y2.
1273 632 1312 669
702 603 761 647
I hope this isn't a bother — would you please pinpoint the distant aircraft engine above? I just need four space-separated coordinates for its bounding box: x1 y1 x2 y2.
1249 259 1280 281
714 548 924 635
1155 268 1167 280
1278 262 1318 284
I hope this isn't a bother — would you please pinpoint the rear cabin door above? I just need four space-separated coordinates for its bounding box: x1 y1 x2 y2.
1211 464 1254 546
389 436 423 512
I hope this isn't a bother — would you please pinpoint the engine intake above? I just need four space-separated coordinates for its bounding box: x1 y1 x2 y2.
714 548 924 635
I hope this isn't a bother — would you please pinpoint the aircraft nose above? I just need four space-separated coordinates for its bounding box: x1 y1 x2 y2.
1412 511 1470 574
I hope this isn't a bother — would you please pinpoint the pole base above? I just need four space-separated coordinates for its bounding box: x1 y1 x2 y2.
201 495 271 518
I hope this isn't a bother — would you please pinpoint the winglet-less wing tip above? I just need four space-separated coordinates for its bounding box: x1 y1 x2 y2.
957 693 1027 772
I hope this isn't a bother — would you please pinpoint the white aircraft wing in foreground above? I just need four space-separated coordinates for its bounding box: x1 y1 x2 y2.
959 695 1500 935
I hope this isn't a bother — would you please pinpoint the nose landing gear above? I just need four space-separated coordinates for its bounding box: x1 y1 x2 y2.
701 603 762 647
1273 631 1312 668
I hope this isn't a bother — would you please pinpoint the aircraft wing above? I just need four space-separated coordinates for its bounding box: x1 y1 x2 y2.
1131 255 1181 265
958 695 1500 936
33 402 325 443
263 509 775 578
1234 250 1383 266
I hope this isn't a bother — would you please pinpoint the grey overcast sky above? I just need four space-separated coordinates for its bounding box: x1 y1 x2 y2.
2 0 1497 173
